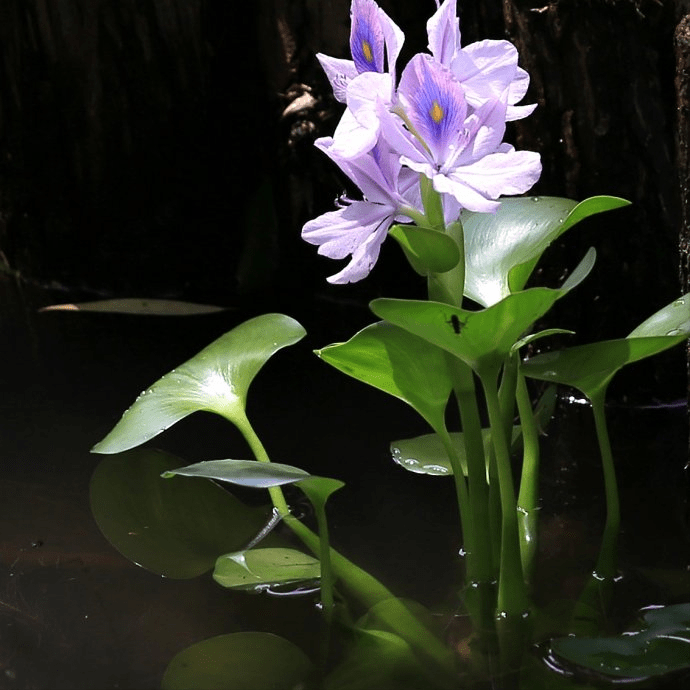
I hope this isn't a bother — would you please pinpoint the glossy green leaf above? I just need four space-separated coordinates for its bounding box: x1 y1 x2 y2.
40 298 226 315
391 427 523 477
511 328 575 354
89 448 270 578
628 293 690 338
371 288 566 377
161 632 313 690
389 224 460 275
552 604 690 680
316 321 453 433
91 313 306 454
522 293 690 399
213 547 321 590
461 196 629 306
162 458 311 487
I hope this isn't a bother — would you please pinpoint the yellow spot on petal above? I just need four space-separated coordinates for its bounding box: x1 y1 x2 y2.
362 40 374 63
430 100 444 124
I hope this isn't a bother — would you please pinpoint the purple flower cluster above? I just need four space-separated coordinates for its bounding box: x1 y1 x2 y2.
302 0 541 284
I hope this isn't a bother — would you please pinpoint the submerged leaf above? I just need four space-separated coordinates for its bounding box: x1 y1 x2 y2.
162 632 313 690
91 313 306 454
213 547 321 590
89 448 270 578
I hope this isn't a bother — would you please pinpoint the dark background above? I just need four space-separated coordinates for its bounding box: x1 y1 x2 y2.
0 0 688 397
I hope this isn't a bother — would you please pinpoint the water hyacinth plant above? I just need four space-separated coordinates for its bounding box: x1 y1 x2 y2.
89 0 690 688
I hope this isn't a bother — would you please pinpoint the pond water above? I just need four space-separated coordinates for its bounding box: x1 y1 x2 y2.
1 274 688 689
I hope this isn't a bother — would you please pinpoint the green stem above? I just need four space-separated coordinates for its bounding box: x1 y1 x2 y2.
590 390 620 580
232 410 291 517
233 409 455 682
480 368 528 616
515 371 540 585
284 516 456 685
420 175 445 230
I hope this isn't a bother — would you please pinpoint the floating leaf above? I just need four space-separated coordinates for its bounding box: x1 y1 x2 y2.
40 298 227 316
316 321 453 433
391 428 522 477
161 632 313 690
522 293 690 399
162 459 312 487
461 196 628 307
213 547 321 590
92 313 306 454
389 224 460 275
552 604 690 681
89 449 270 578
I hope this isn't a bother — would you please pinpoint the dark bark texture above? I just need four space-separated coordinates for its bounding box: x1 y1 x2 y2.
0 0 687 404
674 13 690 455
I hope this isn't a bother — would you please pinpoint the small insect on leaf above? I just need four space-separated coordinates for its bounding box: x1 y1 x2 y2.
448 314 464 335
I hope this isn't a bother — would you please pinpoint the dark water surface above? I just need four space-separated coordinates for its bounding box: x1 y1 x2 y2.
1 275 688 689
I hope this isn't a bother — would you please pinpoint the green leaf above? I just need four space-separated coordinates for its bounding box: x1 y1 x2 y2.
296 476 345 510
213 547 321 590
391 428 522 477
552 604 690 681
324 629 424 690
628 293 690 338
316 321 453 434
89 449 270 578
461 196 629 307
162 458 312 487
371 288 567 378
511 328 575 354
91 313 306 454
161 632 313 690
40 298 227 316
389 224 460 275
522 293 690 399
332 598 454 690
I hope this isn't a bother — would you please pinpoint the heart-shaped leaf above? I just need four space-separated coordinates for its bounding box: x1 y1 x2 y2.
91 313 306 454
89 448 270 578
213 547 321 590
461 196 629 307
389 224 460 275
316 321 453 434
161 632 313 690
162 459 312 487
